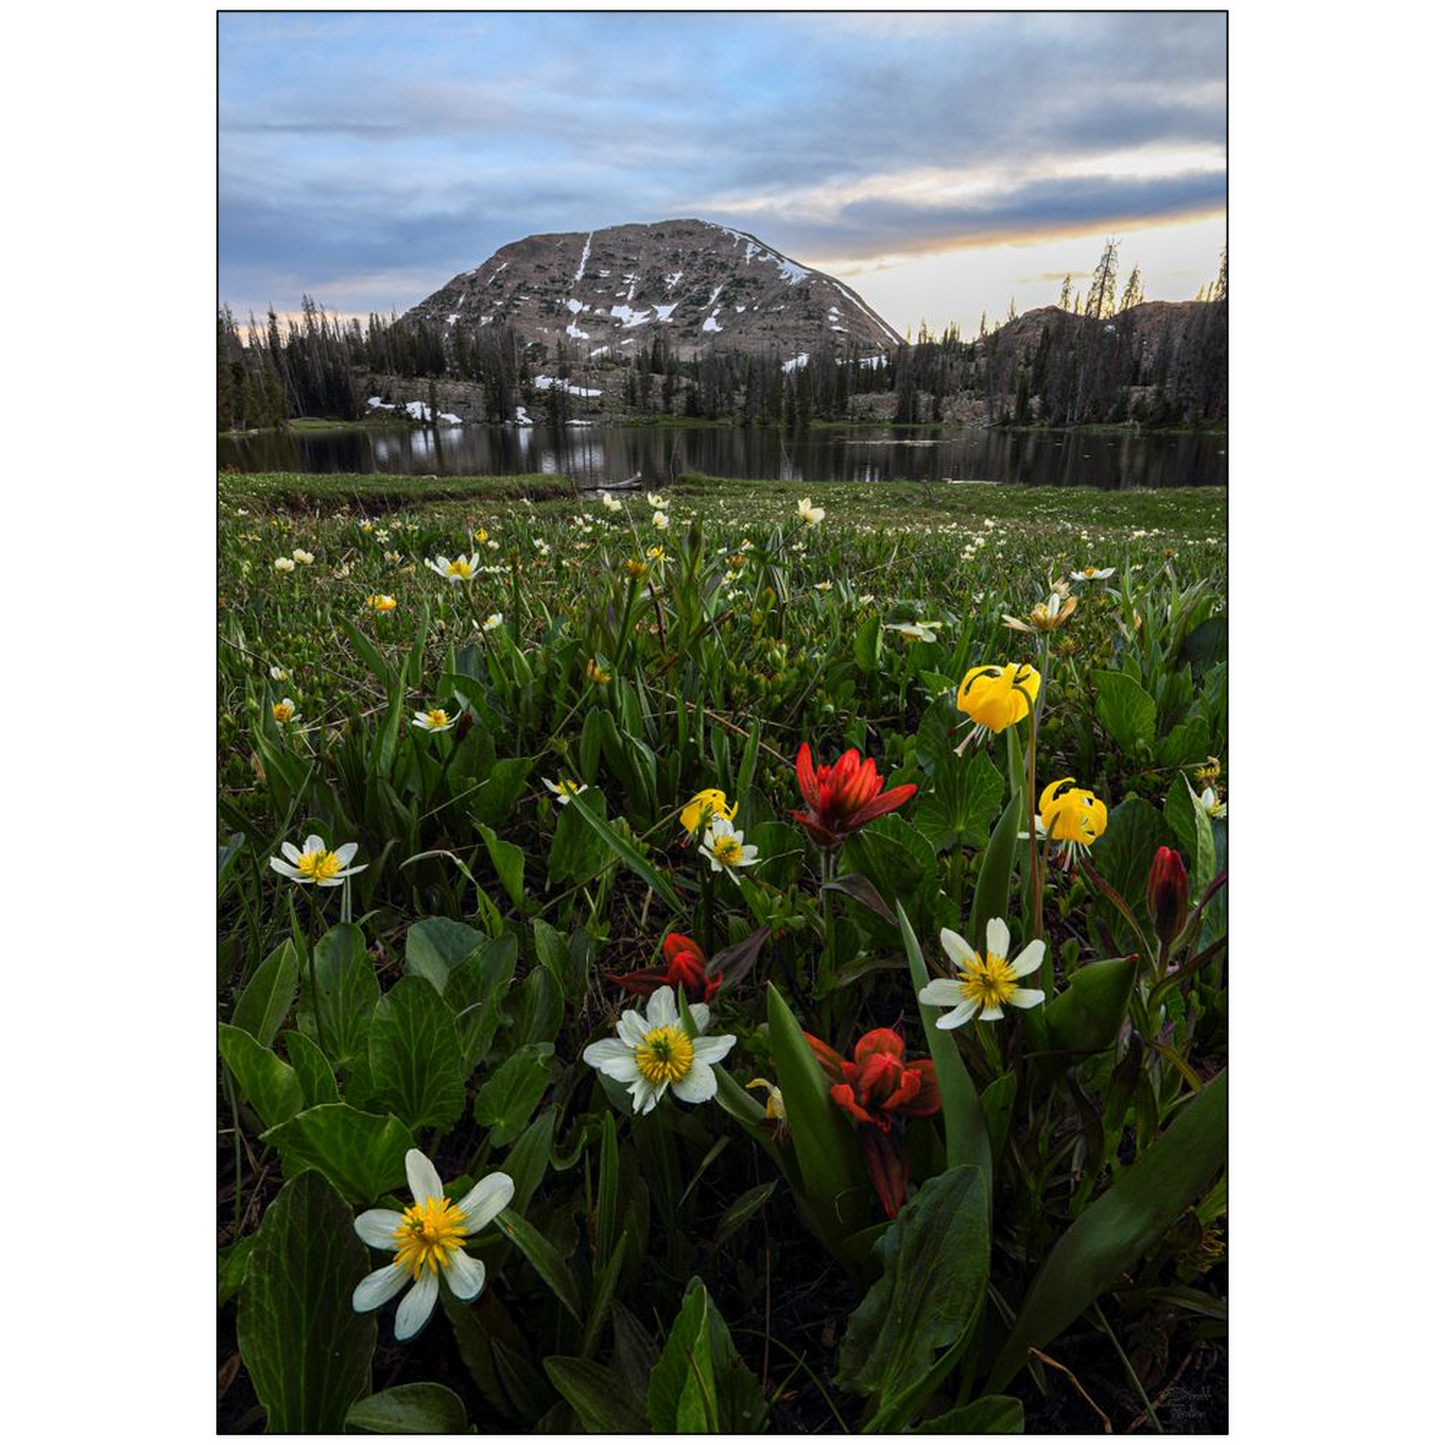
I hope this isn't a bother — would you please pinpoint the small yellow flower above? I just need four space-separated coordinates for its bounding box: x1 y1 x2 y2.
366 594 398 612
680 788 737 836
1003 590 1077 634
646 545 665 563
474 526 490 544
624 558 648 578
956 663 1039 736
1036 778 1108 864
272 698 297 724
1194 757 1221 788
797 497 825 526
746 1078 788 1129
586 659 612 686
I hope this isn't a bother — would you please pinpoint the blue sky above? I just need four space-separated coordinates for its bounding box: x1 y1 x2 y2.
219 11 1226 332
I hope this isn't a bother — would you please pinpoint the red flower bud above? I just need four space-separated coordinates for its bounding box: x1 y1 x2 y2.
1147 846 1190 948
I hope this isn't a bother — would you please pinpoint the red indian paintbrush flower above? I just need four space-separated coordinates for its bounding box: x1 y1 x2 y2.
607 932 722 1004
806 1027 940 1218
791 743 918 850
1147 846 1190 951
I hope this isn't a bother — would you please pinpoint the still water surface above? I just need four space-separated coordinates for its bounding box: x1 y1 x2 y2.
219 422 1226 489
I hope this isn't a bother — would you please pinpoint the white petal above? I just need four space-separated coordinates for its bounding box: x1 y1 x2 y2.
269 859 301 879
980 1003 1005 1021
616 1010 648 1046
1010 940 1046 979
1009 988 1046 1010
280 841 302 863
445 1249 486 1301
630 1078 663 1114
583 1037 643 1082
672 1062 719 1103
456 1172 514 1233
333 842 360 865
406 1149 444 1205
936 1000 980 1029
393 1270 440 1341
985 918 1011 959
303 835 325 856
939 929 978 969
353 1262 408 1312
918 978 963 1007
354 1209 403 1249
317 877 346 887
690 1033 735 1065
688 1002 711 1033
646 987 678 1027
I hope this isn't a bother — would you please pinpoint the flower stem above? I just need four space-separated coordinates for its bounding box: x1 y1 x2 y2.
1027 638 1052 945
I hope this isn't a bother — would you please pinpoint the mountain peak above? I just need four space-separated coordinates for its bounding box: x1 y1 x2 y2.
404 219 902 358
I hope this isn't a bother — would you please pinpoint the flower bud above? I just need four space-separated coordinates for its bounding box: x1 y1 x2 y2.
1147 846 1190 948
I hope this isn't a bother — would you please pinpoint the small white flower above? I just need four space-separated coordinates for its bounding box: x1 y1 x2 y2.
271 697 298 724
292 548 314 565
647 492 667 509
700 817 760 877
652 511 669 531
352 1149 513 1342
269 665 288 681
426 553 480 582
886 620 942 644
918 919 1046 1027
797 498 825 526
813 581 832 592
413 707 455 733
1070 566 1115 582
273 557 296 573
1200 786 1227 819
582 985 736 1115
268 833 367 887
482 612 504 631
543 778 588 805
601 491 623 513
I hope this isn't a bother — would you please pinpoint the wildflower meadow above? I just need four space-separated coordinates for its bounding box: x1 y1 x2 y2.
218 471 1226 1432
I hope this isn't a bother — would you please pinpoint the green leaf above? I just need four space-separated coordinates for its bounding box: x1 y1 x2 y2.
405 916 486 994
445 934 517 1072
262 1103 414 1205
1089 798 1171 935
283 1028 340 1106
545 1358 648 1433
854 613 883 672
713 1181 777 1248
970 789 1025 943
898 905 990 1194
1178 614 1226 672
472 823 526 908
219 1024 304 1129
515 965 564 1047
647 1276 765 1433
304 922 380 1064
987 1068 1228 1391
1164 774 1216 881
237 1171 376 1432
495 1207 583 1323
1156 714 1211 769
1045 956 1138 1056
473 1043 554 1145
218 1235 255 1308
914 749 1004 853
346 1383 469 1433
1091 669 1157 754
502 1107 556 1216
547 788 614 886
837 1164 990 1430
765 983 870 1248
563 788 687 914
908 1395 1024 1432
369 975 467 1132
231 939 298 1047
979 1073 1017 1167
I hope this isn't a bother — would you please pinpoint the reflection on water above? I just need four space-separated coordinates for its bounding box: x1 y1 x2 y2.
219 422 1226 490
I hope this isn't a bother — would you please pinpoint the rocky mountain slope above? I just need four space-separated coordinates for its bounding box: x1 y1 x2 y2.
403 219 903 360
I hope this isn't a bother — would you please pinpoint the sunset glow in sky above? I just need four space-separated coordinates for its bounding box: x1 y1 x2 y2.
219 11 1226 333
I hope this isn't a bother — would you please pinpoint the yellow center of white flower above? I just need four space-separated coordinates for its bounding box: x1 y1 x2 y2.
425 709 450 729
634 1025 694 1085
391 1197 468 1280
273 703 294 722
711 834 744 865
296 848 342 882
1084 567 1098 576
958 953 1019 1010
446 559 474 578
557 780 581 797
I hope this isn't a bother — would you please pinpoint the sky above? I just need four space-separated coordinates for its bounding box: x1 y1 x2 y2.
219 11 1226 334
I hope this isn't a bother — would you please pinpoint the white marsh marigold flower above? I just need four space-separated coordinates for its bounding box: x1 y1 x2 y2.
797 497 825 526
700 817 760 878
426 553 480 582
583 984 736 1114
352 1148 514 1341
412 707 455 733
918 918 1046 1027
269 833 366 886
